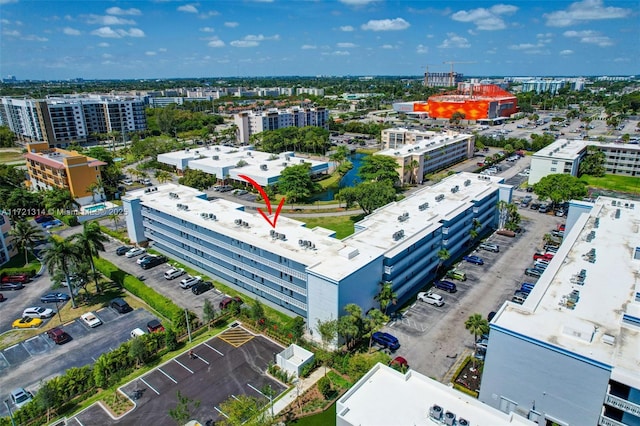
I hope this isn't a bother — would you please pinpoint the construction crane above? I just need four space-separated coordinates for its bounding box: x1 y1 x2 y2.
442 60 476 87
422 64 437 87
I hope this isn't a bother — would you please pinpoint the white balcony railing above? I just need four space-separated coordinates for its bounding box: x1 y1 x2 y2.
599 415 626 426
606 393 640 416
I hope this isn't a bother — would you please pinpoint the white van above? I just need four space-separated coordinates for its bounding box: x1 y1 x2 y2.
131 328 146 339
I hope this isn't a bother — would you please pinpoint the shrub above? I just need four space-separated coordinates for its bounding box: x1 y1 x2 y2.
1 266 38 277
61 215 79 226
122 275 183 325
317 376 332 399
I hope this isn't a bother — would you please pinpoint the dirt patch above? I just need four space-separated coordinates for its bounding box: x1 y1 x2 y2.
454 359 482 394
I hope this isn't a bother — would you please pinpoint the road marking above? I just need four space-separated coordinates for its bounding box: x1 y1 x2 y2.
247 383 263 396
75 417 84 426
204 342 224 356
174 359 193 374
196 355 209 365
158 368 177 384
231 394 240 401
214 407 228 418
140 377 159 395
25 336 41 343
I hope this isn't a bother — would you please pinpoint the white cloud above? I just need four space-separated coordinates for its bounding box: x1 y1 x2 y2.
177 4 199 13
230 40 259 47
98 42 109 47
332 50 350 56
450 4 518 31
145 51 157 56
340 25 354 32
200 27 215 32
301 44 317 49
23 34 48 42
106 7 141 16
337 42 357 48
102 53 113 59
339 0 379 5
563 29 613 46
545 0 631 27
381 44 394 49
0 0 18 4
207 37 225 47
245 34 280 41
63 27 81 36
158 48 167 52
224 22 239 28
199 11 219 18
559 49 574 55
509 43 540 50
86 15 136 26
91 26 145 38
2 29 20 37
1 19 9 25
438 33 470 48
361 17 410 31
416 44 428 54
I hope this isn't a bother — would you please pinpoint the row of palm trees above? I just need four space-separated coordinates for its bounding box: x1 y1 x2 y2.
9 220 109 309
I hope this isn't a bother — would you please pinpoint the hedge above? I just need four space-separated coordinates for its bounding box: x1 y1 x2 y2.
61 215 79 226
0 266 38 277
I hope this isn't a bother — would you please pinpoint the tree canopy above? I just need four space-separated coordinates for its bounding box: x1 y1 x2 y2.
277 163 320 203
533 174 588 205
338 180 397 215
178 168 216 191
254 126 330 154
578 146 606 177
358 155 399 184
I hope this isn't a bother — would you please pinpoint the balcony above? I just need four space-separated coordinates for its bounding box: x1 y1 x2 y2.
599 415 626 426
605 393 640 417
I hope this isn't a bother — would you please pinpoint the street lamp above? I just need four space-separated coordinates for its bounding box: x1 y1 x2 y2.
4 400 16 426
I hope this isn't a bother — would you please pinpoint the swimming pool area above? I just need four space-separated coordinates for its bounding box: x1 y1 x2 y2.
84 204 106 212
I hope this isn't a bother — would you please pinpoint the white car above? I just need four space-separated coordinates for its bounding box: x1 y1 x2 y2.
417 292 444 307
10 388 33 409
22 306 55 319
125 247 146 258
164 267 186 280
81 312 102 328
179 275 202 289
122 178 134 185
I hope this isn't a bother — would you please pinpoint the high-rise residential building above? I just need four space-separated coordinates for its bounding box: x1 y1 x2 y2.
480 197 640 425
0 214 17 266
123 173 511 339
234 106 329 144
0 95 147 147
24 142 106 205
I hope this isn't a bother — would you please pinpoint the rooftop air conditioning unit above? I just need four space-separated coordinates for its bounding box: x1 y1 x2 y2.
260 164 268 170
299 159 305 164
282 162 288 167
235 219 242 225
213 155 219 160
201 212 208 218
458 418 470 426
247 152 252 156
464 179 471 186
429 405 443 420
298 239 304 246
278 233 286 240
209 213 216 220
444 411 456 426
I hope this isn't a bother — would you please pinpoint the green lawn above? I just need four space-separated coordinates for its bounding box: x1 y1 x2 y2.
301 215 363 239
1 252 41 271
289 402 337 426
580 175 640 193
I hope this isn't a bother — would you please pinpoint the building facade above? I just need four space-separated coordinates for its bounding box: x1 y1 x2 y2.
379 128 475 184
234 107 329 144
0 95 146 147
480 197 640 425
123 173 511 339
24 142 106 205
0 214 17 266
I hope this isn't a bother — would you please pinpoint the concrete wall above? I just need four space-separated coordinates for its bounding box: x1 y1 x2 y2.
123 197 146 243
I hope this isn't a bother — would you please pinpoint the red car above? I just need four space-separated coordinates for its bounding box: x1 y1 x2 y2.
557 224 566 232
1 274 30 284
533 252 554 261
477 162 485 167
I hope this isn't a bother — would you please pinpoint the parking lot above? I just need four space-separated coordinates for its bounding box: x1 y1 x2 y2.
0 306 159 417
69 328 286 426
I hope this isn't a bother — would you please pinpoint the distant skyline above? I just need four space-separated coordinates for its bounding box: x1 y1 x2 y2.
0 0 638 81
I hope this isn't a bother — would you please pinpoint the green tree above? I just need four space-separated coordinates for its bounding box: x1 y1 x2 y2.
317 376 332 399
108 212 121 231
358 155 399 184
218 394 263 426
374 281 397 315
42 237 83 308
168 390 201 425
338 303 363 350
203 299 216 327
129 336 148 367
316 317 338 374
35 380 60 423
72 221 109 293
277 163 319 203
449 111 465 125
0 125 17 147
9 219 44 266
165 328 178 351
436 248 450 274
578 146 606 177
43 189 79 213
248 298 266 324
155 170 173 184
533 174 588 206
465 313 489 366
178 168 216 190
405 159 420 184
0 163 26 189
364 308 389 351
351 180 397 215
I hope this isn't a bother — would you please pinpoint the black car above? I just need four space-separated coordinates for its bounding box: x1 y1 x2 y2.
116 246 132 256
0 282 24 291
191 281 214 295
41 292 71 303
110 297 132 314
530 202 541 210
140 255 167 269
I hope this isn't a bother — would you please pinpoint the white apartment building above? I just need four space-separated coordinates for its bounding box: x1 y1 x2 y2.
338 363 535 426
378 128 475 184
123 173 511 340
296 88 325 97
480 196 640 425
234 107 329 144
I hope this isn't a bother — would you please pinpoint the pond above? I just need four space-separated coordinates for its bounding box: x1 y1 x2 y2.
311 153 366 202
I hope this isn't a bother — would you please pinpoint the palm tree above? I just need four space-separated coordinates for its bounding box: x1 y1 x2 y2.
86 181 101 204
374 281 397 315
436 248 450 274
365 308 389 351
154 170 172 184
108 212 120 231
42 237 83 308
406 159 420 184
9 220 45 266
72 221 109 293
465 313 489 368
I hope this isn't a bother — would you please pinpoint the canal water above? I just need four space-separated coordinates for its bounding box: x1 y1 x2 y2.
311 152 366 201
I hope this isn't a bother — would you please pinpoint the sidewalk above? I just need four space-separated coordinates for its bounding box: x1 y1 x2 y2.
271 368 325 416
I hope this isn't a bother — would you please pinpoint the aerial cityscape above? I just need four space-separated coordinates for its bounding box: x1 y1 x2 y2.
1 1 640 426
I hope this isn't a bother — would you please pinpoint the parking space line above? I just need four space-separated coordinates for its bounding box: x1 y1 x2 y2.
204 342 224 356
75 417 84 426
214 407 229 418
157 368 178 384
173 359 194 374
195 355 209 365
247 383 263 396
140 377 160 395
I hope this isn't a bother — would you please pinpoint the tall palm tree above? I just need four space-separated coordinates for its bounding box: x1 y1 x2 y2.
465 313 489 368
406 159 420 184
9 220 45 266
108 212 120 231
42 237 83 308
374 281 397 315
154 170 172 184
72 222 109 293
435 248 450 274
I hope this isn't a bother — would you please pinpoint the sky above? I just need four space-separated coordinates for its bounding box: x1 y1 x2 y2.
0 0 638 80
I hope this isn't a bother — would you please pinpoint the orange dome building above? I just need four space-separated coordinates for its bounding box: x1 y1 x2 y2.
416 84 518 121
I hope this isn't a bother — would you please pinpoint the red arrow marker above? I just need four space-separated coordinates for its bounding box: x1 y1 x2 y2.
238 174 285 228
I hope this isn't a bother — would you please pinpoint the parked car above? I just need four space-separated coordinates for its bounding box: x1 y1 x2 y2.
555 209 566 217
13 316 43 328
529 202 541 210
10 388 33 409
552 230 564 238
164 267 186 280
524 268 544 278
544 244 560 253
81 312 102 328
131 328 147 339
463 255 484 265
533 252 554 261
23 306 54 319
389 356 408 369
140 255 167 269
372 331 400 351
47 327 71 344
179 275 202 289
137 254 156 265
434 280 457 293
40 292 71 303
417 292 444 307
192 281 214 295
34 214 54 224
219 296 242 310
116 246 133 256
147 319 165 333
446 268 467 281
122 178 134 185
478 242 499 253
0 282 24 291
538 204 551 213
110 298 132 314
125 247 146 258
1 273 30 283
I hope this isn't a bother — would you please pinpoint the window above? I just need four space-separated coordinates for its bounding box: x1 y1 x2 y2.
550 168 557 172
551 160 558 164
499 397 517 414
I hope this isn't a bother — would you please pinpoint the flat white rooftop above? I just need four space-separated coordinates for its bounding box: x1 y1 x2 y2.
378 130 471 158
124 183 382 282
494 197 640 386
533 138 587 160
346 172 504 258
337 363 535 426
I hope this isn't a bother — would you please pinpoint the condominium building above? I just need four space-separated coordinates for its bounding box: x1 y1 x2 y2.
234 107 329 144
338 363 535 426
529 139 640 184
25 142 106 205
0 214 17 266
521 78 586 94
480 197 640 425
123 173 511 339
157 145 329 187
296 88 325 97
378 128 475 184
0 95 146 147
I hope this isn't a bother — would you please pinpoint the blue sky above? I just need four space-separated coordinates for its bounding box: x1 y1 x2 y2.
0 0 637 80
